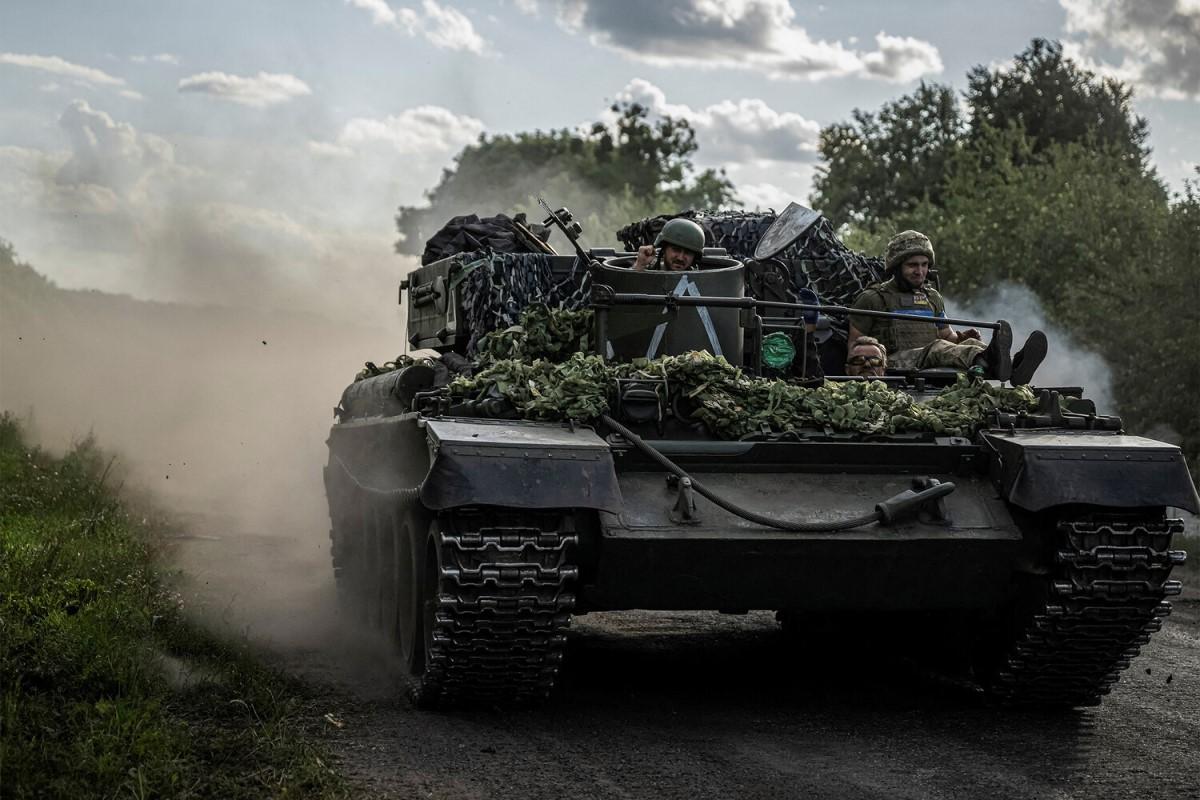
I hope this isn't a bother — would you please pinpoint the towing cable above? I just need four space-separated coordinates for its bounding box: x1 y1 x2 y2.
599 413 956 532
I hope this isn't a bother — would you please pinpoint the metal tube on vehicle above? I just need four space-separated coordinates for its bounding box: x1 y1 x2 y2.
606 292 1001 331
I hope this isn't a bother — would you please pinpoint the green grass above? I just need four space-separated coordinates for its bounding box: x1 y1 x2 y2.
0 414 346 799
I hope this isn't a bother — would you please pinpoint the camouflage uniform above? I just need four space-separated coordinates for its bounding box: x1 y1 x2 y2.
850 232 986 371
850 278 985 369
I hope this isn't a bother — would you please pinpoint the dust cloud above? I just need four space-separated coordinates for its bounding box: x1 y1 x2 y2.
1 249 412 652
951 282 1115 412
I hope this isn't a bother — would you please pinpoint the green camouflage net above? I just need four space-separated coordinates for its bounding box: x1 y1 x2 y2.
355 354 423 382
450 346 1039 438
477 306 594 365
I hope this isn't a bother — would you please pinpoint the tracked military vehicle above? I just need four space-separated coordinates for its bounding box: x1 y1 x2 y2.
324 203 1196 708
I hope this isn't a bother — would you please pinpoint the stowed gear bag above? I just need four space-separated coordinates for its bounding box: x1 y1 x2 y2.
420 212 553 266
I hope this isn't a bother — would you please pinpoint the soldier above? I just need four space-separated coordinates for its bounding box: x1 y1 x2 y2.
845 336 887 378
633 217 706 272
848 230 1047 384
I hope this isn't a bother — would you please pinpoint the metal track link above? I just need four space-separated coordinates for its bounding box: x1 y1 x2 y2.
991 515 1186 706
421 508 578 706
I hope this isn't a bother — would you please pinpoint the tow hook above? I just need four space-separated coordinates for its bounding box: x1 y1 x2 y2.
668 475 701 524
875 477 955 526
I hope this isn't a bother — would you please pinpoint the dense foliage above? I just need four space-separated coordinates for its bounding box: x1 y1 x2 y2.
812 39 1150 231
395 102 735 254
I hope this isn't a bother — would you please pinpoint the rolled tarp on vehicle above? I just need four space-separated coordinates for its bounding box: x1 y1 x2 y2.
595 256 744 363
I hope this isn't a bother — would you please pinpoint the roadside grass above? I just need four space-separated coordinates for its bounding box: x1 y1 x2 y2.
0 414 346 799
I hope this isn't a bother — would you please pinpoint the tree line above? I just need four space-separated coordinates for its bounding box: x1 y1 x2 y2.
396 38 1198 473
812 39 1197 474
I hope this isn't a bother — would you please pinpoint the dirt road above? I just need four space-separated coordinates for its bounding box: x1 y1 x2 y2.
304 604 1199 800
174 523 1200 800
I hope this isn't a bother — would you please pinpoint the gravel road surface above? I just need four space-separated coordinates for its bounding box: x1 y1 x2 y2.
174 526 1200 800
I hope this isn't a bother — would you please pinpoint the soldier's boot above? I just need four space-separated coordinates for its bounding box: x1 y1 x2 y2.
1010 330 1048 386
973 320 1013 382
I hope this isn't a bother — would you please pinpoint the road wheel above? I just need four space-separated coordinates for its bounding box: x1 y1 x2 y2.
389 502 428 673
361 503 385 630
408 524 444 709
333 506 370 625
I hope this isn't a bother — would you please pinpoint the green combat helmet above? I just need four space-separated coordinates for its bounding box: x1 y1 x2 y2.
655 217 706 257
884 230 935 273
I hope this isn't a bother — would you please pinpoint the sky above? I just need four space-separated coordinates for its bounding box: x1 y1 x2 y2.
1 0 1197 321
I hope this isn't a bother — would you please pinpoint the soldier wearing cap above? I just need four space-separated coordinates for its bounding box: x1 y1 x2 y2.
848 230 1047 384
633 217 706 272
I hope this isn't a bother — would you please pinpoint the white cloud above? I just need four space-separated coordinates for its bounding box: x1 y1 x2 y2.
529 0 941 83
1060 0 1200 100
334 105 485 154
345 0 487 54
419 0 487 52
55 99 175 197
861 33 944 83
735 181 793 211
606 80 822 207
308 140 356 158
177 71 312 107
131 52 180 65
0 101 409 319
1 52 126 86
346 0 405 27
613 79 820 163
118 89 146 101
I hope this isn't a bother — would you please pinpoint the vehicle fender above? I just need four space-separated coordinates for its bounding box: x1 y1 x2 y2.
982 432 1199 513
419 417 622 512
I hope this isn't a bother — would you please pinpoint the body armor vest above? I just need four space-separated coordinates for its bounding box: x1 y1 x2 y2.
863 278 945 354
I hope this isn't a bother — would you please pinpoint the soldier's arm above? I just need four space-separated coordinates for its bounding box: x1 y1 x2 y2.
936 315 980 344
848 291 882 342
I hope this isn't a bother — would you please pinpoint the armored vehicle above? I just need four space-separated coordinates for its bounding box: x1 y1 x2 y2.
324 204 1196 708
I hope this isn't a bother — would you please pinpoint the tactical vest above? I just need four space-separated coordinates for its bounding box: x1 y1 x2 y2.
861 278 945 354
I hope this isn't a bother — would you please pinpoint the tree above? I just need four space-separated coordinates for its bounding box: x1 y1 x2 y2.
394 103 734 255
810 82 962 229
881 132 1196 473
813 40 1198 474
811 39 1153 231
965 38 1149 167
1116 173 1200 472
903 129 1168 336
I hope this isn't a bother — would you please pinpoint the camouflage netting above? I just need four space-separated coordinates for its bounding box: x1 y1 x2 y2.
476 305 594 364
449 307 1038 439
616 210 886 310
453 251 592 355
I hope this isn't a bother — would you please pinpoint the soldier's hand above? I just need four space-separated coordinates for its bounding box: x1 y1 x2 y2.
959 328 981 342
634 245 655 271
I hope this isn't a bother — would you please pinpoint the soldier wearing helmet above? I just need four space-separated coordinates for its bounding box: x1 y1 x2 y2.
633 217 706 272
848 230 1047 384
